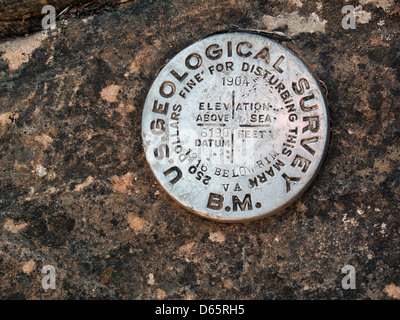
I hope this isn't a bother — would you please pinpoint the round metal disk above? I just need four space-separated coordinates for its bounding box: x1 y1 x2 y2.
142 32 329 222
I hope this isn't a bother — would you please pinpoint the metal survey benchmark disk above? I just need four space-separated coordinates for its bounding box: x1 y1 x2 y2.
141 32 329 222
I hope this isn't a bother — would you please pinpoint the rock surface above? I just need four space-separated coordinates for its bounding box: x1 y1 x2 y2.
0 0 128 40
0 0 399 299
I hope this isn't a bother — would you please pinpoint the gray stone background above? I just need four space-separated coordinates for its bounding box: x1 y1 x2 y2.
0 0 399 299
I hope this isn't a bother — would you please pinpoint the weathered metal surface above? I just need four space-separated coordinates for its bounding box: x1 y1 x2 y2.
142 32 329 222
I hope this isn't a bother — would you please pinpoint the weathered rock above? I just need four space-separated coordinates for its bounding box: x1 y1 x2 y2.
0 0 129 40
0 0 82 21
0 0 399 299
